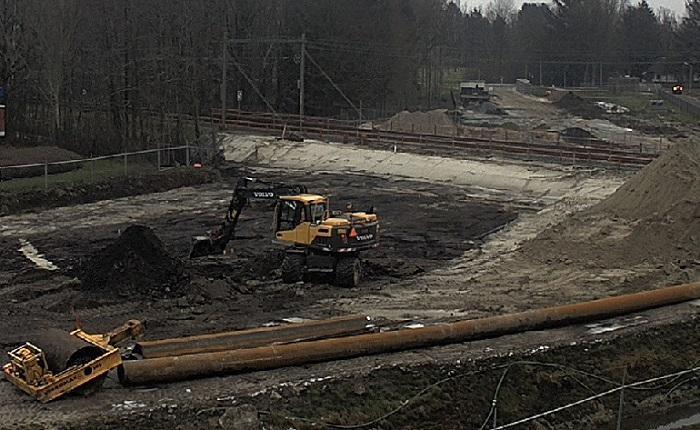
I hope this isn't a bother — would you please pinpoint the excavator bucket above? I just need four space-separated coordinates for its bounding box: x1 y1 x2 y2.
189 236 222 258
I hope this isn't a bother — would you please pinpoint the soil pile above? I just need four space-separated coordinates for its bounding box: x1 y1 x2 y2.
79 225 187 296
595 142 699 221
524 142 699 283
382 109 458 135
555 92 601 119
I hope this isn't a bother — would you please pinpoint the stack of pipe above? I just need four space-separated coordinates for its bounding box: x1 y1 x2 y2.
120 282 700 385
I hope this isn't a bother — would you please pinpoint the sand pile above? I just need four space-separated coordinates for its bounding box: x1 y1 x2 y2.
524 142 699 283
79 225 187 296
382 109 458 135
596 142 699 221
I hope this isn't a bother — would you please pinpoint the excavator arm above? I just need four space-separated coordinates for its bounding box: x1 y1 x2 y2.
190 177 307 258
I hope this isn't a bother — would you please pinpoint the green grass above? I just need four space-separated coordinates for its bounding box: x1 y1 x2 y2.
580 91 653 112
0 159 156 193
580 91 698 124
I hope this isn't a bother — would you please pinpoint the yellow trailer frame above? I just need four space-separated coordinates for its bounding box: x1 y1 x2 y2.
3 320 143 402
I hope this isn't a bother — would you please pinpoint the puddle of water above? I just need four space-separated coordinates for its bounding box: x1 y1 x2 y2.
586 315 647 335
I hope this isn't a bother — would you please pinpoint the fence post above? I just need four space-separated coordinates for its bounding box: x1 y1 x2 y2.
124 153 128 176
157 146 161 170
90 155 94 183
44 160 48 191
616 367 627 430
185 143 191 166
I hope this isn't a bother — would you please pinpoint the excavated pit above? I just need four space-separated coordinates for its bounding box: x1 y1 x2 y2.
0 137 696 429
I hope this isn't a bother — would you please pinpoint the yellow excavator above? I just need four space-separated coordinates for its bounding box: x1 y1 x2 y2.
190 177 379 287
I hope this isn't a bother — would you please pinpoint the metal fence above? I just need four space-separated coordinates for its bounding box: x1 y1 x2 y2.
656 89 700 119
213 108 658 167
0 145 193 192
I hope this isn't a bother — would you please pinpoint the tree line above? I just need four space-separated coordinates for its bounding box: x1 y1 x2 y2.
0 0 698 154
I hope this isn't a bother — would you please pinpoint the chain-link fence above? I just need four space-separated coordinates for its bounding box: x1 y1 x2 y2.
0 145 194 193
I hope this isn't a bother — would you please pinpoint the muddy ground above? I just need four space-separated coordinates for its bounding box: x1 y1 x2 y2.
0 167 515 345
0 143 697 429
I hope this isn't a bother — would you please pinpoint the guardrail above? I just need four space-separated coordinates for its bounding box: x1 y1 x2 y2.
210 109 659 167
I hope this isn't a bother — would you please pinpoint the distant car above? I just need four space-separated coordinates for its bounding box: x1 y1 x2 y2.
672 84 684 95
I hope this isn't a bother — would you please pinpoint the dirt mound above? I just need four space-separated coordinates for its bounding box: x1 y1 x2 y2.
561 127 600 145
79 225 187 297
382 109 458 135
555 92 601 119
524 142 699 284
475 101 507 115
595 142 699 220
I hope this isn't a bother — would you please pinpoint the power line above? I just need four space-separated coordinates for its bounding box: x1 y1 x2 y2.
492 366 700 429
258 361 700 430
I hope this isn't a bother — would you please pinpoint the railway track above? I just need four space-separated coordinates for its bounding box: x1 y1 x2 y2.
207 109 659 167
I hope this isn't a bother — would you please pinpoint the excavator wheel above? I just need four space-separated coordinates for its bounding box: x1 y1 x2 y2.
335 256 361 288
281 253 305 283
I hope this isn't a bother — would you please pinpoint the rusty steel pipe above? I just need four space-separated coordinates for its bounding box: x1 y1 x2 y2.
119 282 700 385
134 315 372 359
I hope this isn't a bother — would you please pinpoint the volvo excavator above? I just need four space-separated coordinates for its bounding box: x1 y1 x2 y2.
190 177 379 287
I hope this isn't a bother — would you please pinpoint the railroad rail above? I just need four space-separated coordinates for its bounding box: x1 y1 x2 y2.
208 109 659 167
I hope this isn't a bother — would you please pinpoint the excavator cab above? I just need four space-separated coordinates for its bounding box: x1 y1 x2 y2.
273 195 330 246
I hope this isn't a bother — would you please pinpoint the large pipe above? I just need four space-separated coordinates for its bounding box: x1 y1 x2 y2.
119 282 700 385
134 315 373 359
29 329 103 373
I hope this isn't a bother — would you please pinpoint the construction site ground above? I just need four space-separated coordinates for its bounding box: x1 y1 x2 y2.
0 124 698 428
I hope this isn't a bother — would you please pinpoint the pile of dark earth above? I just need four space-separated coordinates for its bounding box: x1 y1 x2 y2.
77 225 188 298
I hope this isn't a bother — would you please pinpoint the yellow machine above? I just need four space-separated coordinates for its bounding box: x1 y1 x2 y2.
191 177 379 287
3 320 143 402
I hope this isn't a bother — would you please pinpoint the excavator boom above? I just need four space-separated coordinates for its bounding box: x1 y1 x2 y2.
190 177 307 258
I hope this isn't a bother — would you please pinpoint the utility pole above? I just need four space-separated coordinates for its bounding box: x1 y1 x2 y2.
299 33 306 132
221 31 228 127
689 63 694 93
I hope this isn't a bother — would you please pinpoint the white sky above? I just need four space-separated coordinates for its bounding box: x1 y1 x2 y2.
462 0 687 18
